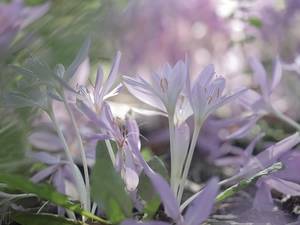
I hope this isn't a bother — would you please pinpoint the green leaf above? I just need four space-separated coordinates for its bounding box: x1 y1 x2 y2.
141 147 154 162
13 212 81 225
138 156 168 220
249 17 263 28
91 140 132 223
0 174 108 224
216 162 283 203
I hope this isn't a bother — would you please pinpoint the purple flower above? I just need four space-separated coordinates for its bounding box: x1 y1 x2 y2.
253 151 300 210
0 0 51 54
26 152 78 199
210 56 282 139
89 102 142 192
216 132 300 210
123 60 187 118
76 52 123 130
217 132 300 182
185 58 248 127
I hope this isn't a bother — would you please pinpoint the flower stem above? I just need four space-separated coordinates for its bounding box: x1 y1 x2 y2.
168 116 176 195
101 128 116 165
48 110 86 209
177 123 201 203
60 92 90 212
272 108 300 131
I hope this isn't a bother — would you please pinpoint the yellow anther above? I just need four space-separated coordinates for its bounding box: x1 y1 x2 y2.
207 96 213 105
216 88 220 98
160 79 165 93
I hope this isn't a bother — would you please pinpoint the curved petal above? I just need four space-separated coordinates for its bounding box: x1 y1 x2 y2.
253 182 274 211
269 56 282 94
185 177 219 225
26 152 61 165
249 56 269 101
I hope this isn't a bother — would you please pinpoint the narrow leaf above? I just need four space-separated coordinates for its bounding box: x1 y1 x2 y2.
0 174 108 224
216 162 283 202
13 212 81 225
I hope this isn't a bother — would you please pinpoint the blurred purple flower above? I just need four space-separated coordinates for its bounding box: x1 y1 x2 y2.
216 132 300 182
215 132 300 210
253 151 300 210
0 0 51 55
211 56 282 139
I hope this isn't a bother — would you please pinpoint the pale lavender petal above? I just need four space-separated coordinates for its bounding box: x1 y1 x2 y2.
192 64 215 89
98 52 121 105
94 64 104 105
52 167 66 195
191 82 206 122
87 133 111 140
167 60 187 113
264 176 300 196
124 147 140 191
123 79 166 112
76 99 109 130
253 182 274 211
225 115 261 140
214 156 244 167
132 108 167 117
124 167 139 192
255 132 300 169
204 87 248 121
274 152 300 183
61 164 76 185
235 89 263 110
249 56 269 101
269 56 282 94
126 116 140 147
28 131 63 151
103 83 123 100
243 133 265 165
30 165 58 183
185 177 219 225
101 51 122 96
26 152 61 165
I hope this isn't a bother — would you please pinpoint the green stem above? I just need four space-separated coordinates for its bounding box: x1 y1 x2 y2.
48 110 86 209
101 128 116 165
60 92 90 212
177 123 201 203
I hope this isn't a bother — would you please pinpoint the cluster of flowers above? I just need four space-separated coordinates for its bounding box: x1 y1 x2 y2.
1 34 300 224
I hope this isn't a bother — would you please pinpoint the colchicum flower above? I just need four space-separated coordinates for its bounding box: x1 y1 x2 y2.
212 56 283 139
123 60 187 118
76 51 122 129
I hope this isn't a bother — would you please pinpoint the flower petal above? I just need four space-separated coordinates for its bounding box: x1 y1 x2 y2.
185 177 219 225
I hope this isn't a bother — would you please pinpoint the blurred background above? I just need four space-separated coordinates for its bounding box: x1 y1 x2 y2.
1 0 300 176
